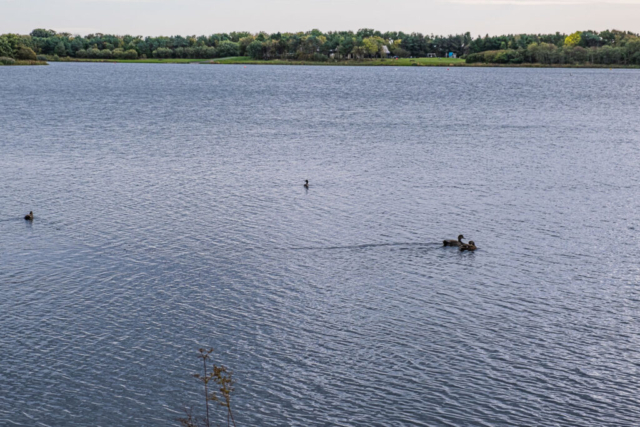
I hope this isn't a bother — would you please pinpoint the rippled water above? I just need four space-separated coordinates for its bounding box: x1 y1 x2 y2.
1 63 640 426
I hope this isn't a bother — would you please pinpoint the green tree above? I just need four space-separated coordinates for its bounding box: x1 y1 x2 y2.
564 32 582 48
246 40 263 59
0 36 12 57
527 42 556 64
229 31 251 42
70 38 86 55
568 46 587 63
124 49 138 59
54 41 67 57
216 41 239 58
357 28 377 38
351 45 367 60
16 46 37 60
337 37 354 58
153 47 173 58
362 37 382 58
238 36 254 55
626 38 640 64
580 31 603 48
89 48 101 58
30 28 56 38
261 39 279 59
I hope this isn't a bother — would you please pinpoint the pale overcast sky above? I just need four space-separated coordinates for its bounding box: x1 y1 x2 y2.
1 0 639 36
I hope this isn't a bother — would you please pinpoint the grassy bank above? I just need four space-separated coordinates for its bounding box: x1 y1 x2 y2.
52 56 466 66
43 57 640 68
0 60 48 66
206 57 640 68
214 57 466 66
58 57 209 64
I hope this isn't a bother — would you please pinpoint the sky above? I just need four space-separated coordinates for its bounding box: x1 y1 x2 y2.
1 0 639 37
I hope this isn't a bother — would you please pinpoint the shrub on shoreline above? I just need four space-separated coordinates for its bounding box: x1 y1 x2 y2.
466 42 640 66
0 57 47 65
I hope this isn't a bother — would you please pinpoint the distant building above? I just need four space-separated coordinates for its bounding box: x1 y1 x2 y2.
448 52 457 58
381 45 391 58
426 53 437 58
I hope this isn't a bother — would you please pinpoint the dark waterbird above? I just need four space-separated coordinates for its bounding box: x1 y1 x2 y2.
304 179 309 188
460 241 477 252
24 211 33 221
443 234 465 247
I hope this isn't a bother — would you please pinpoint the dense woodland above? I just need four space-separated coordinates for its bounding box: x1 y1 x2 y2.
1 28 640 65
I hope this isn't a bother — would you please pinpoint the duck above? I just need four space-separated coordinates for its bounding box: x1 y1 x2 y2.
24 211 34 221
304 179 309 189
460 241 477 252
443 234 465 247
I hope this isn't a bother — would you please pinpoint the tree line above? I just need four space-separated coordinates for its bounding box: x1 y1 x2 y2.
1 28 639 65
466 31 640 65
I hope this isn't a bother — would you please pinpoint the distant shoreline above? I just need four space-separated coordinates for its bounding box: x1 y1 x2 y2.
39 57 640 69
4 29 640 69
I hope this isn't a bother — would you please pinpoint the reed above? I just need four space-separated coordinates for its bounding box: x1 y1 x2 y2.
179 348 237 427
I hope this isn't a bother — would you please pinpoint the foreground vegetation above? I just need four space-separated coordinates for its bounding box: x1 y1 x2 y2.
2 28 640 67
179 349 236 427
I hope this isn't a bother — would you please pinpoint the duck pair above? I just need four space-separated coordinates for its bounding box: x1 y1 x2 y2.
443 234 477 251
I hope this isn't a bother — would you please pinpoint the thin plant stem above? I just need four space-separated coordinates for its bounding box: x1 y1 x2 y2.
229 407 237 427
203 355 210 427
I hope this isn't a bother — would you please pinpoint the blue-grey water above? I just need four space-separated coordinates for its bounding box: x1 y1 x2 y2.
1 63 640 426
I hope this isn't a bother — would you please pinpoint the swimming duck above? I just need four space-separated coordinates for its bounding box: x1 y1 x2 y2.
304 179 309 188
24 211 34 221
443 234 465 247
460 241 477 252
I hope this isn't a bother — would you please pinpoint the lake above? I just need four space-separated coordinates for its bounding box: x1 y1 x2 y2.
1 63 639 426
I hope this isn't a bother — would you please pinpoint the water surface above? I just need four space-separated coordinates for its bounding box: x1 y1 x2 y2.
1 63 640 426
